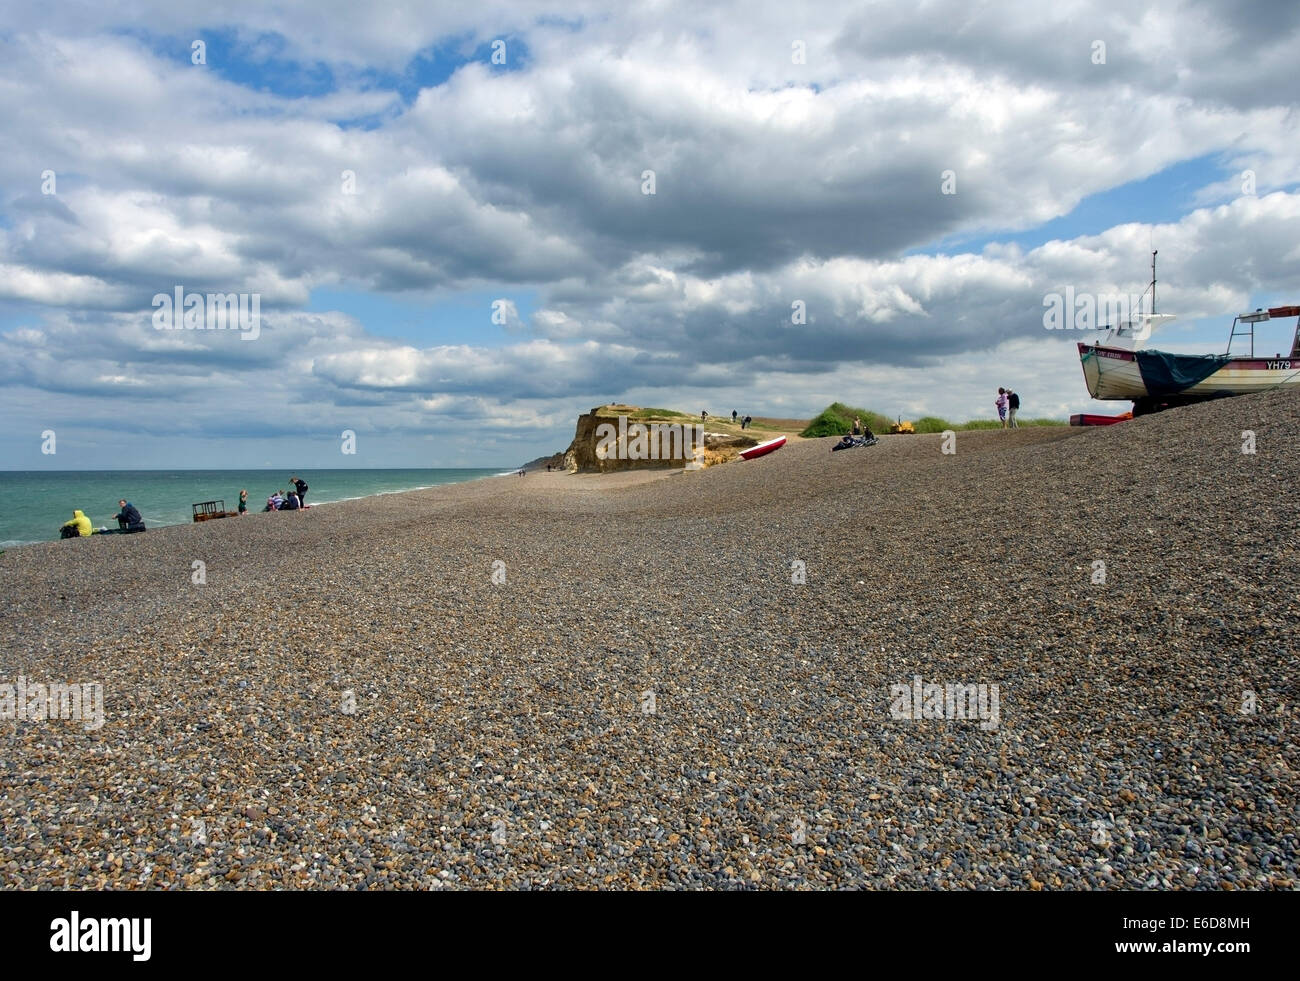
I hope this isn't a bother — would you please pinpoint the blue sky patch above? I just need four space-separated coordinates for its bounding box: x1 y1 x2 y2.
307 287 539 347
117 26 530 107
911 155 1241 257
117 27 337 98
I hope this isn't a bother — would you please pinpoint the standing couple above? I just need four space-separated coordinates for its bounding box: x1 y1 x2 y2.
995 388 1020 428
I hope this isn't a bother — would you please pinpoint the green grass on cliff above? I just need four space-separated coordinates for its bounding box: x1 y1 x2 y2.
801 403 1066 437
631 408 693 420
630 407 796 436
800 403 892 437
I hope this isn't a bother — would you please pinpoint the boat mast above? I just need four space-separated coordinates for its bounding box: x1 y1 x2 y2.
1150 250 1157 315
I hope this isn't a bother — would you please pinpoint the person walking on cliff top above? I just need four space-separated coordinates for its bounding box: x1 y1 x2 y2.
995 388 1009 429
1007 389 1020 428
732 409 738 423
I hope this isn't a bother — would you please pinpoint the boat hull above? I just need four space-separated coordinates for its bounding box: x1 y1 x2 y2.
1069 413 1129 426
739 436 786 460
1078 343 1300 402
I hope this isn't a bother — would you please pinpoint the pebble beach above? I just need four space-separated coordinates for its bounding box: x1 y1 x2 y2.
1 391 1297 890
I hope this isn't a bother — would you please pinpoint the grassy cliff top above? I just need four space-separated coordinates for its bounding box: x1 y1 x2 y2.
584 402 1065 442
800 402 1065 438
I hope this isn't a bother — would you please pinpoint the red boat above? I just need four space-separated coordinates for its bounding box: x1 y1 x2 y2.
1069 413 1131 427
739 436 786 460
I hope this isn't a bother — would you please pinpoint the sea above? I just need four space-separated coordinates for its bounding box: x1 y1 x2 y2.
0 469 504 548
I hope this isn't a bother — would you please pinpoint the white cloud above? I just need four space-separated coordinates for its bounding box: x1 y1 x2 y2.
1 1 1297 464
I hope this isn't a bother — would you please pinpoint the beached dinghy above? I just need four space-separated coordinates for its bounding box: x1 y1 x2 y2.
1077 254 1300 416
739 436 786 460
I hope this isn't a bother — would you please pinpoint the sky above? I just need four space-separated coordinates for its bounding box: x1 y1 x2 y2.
1 0 1298 469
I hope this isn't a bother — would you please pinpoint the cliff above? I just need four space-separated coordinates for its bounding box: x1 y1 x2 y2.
562 405 758 473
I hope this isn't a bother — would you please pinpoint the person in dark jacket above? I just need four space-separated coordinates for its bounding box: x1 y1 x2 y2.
290 476 309 506
114 499 147 533
1007 389 1020 428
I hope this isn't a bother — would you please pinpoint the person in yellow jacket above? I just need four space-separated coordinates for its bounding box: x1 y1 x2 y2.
59 509 93 539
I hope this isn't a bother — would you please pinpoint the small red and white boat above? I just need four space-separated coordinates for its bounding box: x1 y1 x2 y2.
739 436 786 460
1077 253 1300 416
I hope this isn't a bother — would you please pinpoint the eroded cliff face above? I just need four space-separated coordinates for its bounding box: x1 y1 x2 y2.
562 405 756 473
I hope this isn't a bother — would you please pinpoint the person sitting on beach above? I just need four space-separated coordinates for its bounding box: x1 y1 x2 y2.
114 499 147 533
265 491 283 511
238 489 248 515
59 509 93 539
282 491 301 510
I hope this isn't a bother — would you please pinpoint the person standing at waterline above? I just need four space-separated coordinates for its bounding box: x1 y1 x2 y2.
290 476 309 506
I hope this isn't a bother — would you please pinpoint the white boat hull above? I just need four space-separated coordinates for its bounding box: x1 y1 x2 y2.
1080 345 1148 400
1079 343 1300 403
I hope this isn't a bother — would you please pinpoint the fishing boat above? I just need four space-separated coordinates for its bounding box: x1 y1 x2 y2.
1077 254 1300 415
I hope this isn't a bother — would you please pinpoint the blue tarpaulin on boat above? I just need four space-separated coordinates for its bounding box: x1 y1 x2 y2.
1135 350 1233 396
